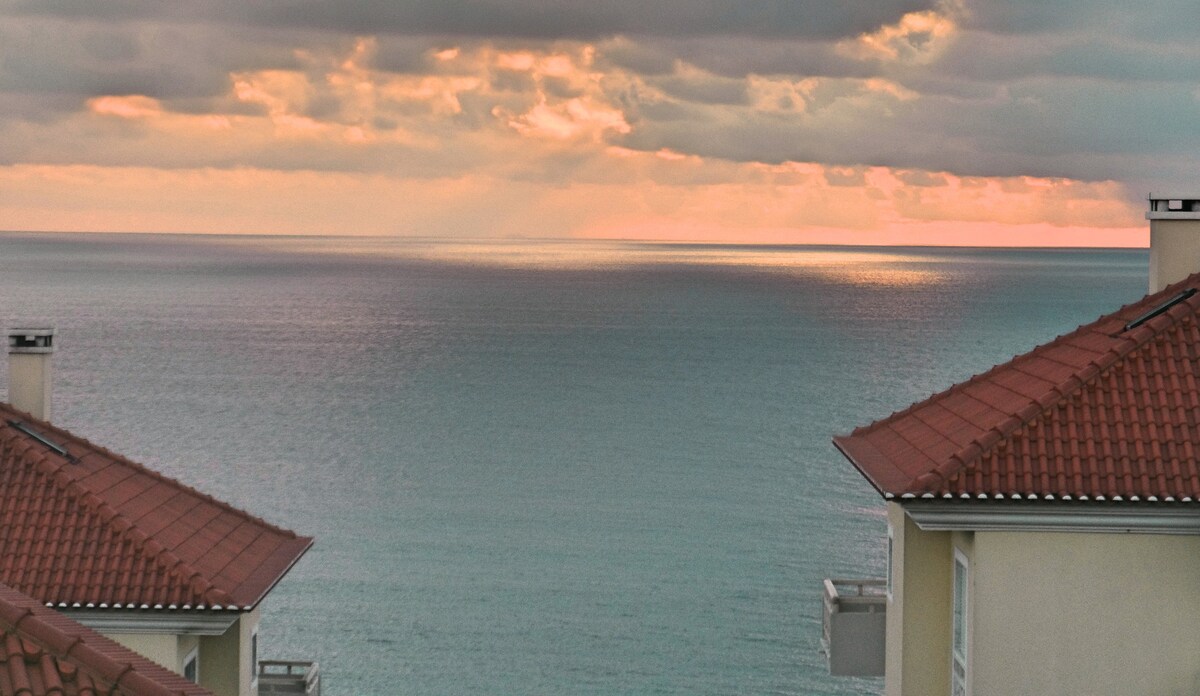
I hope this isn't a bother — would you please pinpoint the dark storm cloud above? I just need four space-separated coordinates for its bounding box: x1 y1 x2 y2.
602 35 875 80
8 0 935 40
261 0 938 39
614 72 1200 189
651 72 748 106
0 17 331 102
3 0 1200 197
930 31 1200 84
961 0 1200 39
372 36 452 73
0 92 80 122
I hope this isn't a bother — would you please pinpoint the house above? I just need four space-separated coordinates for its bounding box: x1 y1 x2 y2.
0 580 214 695
2 330 315 696
823 196 1200 695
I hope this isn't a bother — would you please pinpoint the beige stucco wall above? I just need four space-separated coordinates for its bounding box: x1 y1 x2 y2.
199 608 260 696
885 503 952 696
109 633 179 672
101 609 259 696
970 531 1200 696
1149 219 1200 292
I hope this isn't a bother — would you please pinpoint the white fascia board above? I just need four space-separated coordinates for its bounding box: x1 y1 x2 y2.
904 501 1200 535
61 609 241 635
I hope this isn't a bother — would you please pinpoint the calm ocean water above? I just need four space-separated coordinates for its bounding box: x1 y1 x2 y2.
0 233 1146 695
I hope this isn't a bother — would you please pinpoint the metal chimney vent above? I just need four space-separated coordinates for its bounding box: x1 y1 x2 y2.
8 329 54 354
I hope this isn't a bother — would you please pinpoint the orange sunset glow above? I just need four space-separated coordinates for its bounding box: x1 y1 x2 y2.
0 0 1187 246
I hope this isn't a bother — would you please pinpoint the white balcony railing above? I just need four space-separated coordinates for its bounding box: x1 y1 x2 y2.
258 660 320 695
821 578 886 677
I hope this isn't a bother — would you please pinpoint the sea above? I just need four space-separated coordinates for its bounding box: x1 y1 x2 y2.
0 233 1147 695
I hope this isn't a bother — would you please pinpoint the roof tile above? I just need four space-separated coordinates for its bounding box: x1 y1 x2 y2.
0 583 212 695
835 274 1200 500
0 405 312 610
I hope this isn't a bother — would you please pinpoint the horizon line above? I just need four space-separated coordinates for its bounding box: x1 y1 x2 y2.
0 229 1151 252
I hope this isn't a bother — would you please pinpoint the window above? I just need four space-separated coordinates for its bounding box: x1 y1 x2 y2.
952 549 969 696
250 628 259 688
886 524 894 602
183 647 199 683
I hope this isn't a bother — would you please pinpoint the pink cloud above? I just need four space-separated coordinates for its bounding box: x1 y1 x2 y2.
0 153 1145 248
87 95 163 119
1 36 1151 247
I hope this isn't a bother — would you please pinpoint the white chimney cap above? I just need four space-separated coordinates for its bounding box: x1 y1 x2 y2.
1147 196 1200 220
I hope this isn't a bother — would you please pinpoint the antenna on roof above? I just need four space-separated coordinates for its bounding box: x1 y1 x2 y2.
7 420 69 458
1123 288 1197 331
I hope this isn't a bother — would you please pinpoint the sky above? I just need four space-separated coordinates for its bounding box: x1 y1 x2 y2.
0 0 1195 246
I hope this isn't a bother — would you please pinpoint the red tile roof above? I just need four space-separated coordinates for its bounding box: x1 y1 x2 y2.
0 581 212 695
0 403 312 610
834 273 1200 502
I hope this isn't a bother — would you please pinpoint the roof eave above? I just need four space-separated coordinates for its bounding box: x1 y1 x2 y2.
832 434 898 500
232 536 315 611
904 499 1200 534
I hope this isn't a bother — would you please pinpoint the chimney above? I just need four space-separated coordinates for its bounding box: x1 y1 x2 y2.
7 328 54 421
1147 195 1200 293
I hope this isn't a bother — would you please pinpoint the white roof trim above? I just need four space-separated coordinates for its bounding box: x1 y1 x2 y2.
905 501 1200 535
61 609 241 636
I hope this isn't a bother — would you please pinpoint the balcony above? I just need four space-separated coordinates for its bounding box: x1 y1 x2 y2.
821 578 886 677
258 660 321 695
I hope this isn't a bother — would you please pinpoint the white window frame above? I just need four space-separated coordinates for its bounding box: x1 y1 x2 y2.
182 646 200 684
952 548 969 696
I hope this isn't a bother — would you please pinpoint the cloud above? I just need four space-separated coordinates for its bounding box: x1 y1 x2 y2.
0 21 1189 195
837 1 961 64
0 160 1145 247
648 62 747 106
0 17 332 105
88 94 163 118
0 0 1194 242
0 39 642 177
7 0 937 40
959 0 1200 41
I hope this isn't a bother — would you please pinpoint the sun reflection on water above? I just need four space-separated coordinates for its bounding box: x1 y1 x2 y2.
230 236 953 287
